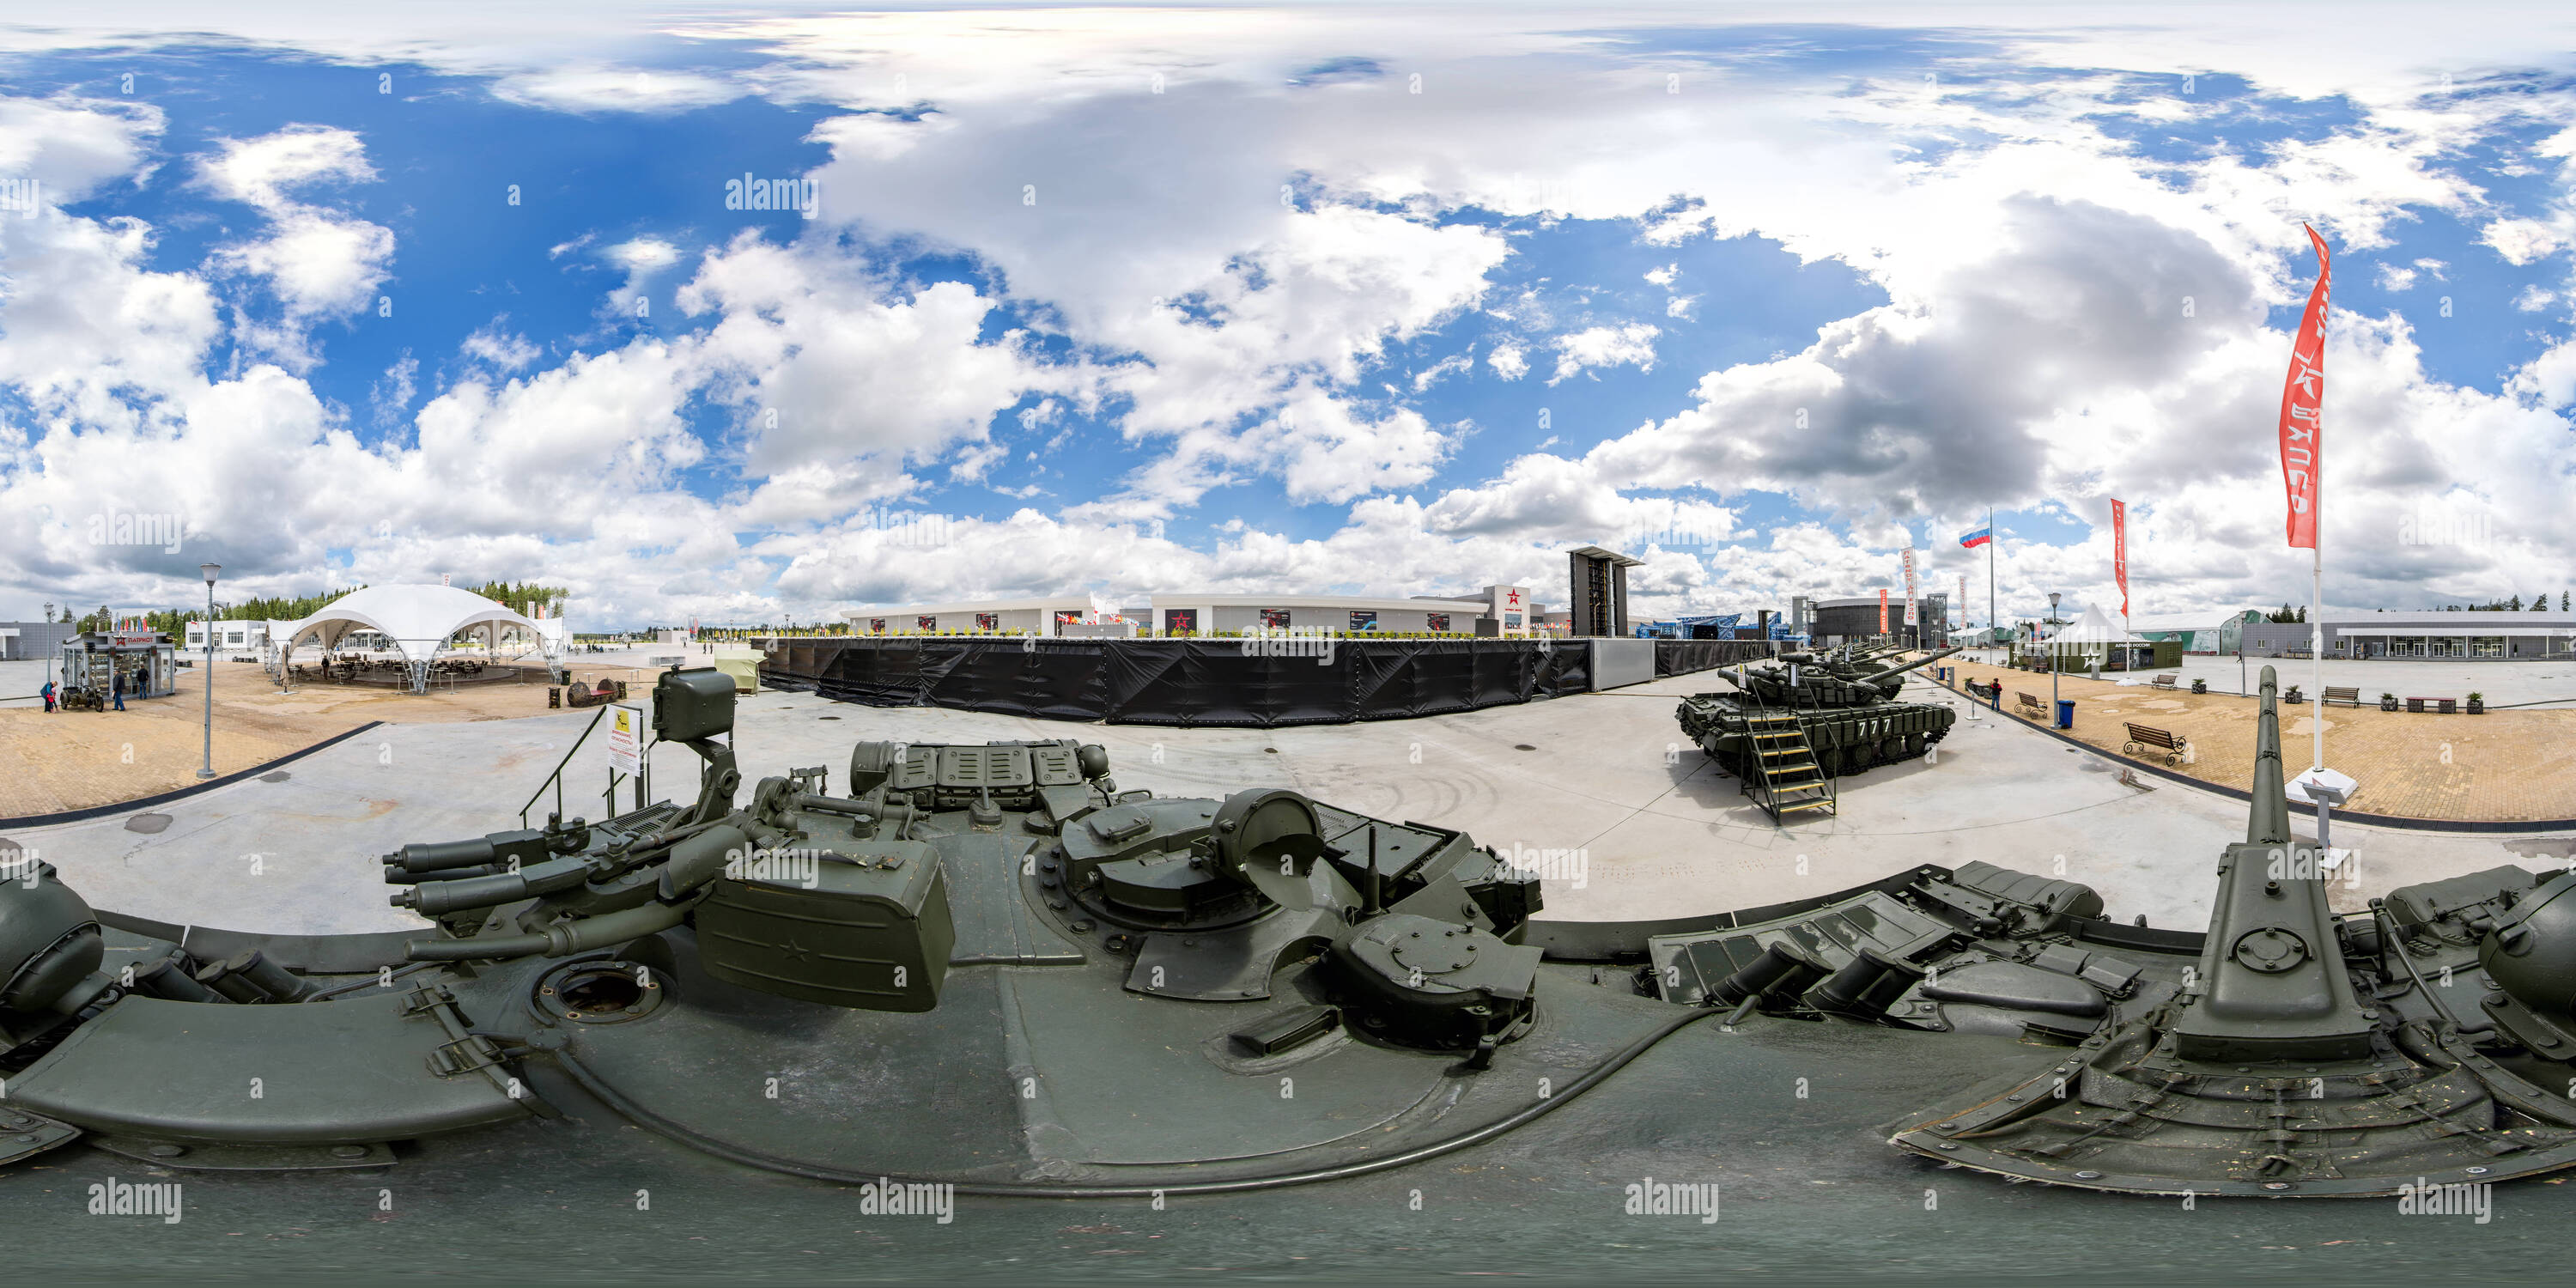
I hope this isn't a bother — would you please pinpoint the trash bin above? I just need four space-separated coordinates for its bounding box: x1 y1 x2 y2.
2055 698 2075 730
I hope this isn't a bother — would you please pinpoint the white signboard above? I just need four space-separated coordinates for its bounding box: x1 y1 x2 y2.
606 704 646 776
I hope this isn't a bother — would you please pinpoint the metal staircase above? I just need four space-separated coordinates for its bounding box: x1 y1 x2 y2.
1741 700 1837 822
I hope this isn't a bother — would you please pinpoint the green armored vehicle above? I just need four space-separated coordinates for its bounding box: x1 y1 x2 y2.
9 663 2576 1212
1674 643 1964 781
0 666 1572 1194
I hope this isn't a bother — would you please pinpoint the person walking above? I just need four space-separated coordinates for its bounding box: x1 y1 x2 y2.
111 669 125 711
40 678 55 713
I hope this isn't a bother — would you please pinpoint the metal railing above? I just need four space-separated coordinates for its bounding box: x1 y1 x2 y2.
519 706 608 828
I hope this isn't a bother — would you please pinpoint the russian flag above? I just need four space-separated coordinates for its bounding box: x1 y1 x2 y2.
1958 526 1993 549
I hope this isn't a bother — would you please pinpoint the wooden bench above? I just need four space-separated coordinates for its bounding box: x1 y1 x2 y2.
2123 722 2190 765
2322 686 2362 708
2016 691 2046 720
2149 673 2178 690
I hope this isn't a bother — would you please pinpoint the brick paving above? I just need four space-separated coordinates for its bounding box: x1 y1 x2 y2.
1940 659 2576 823
0 659 665 818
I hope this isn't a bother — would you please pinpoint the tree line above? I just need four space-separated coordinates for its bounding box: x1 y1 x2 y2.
48 580 568 637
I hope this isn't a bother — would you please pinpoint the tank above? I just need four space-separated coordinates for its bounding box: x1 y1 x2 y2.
11 663 2576 1207
1674 644 1964 778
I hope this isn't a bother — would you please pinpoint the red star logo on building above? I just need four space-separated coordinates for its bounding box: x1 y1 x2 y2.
1506 589 1522 606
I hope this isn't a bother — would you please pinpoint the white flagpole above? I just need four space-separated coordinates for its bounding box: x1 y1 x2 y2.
2312 517 2324 770
1987 507 1996 659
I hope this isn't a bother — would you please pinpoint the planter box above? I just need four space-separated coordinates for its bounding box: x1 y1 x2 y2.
2379 697 2398 712
2467 699 2485 714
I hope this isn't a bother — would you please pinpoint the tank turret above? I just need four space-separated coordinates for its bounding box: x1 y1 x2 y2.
1736 644 1963 709
1887 666 2576 1196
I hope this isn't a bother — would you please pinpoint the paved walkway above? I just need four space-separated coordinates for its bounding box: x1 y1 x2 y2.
1943 657 2576 822
5 669 2564 941
0 648 709 818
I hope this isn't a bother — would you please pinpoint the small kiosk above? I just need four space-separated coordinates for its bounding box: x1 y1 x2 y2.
58 631 178 702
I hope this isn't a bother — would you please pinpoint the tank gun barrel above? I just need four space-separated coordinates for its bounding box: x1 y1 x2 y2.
1862 644 1965 679
2169 662 2376 1060
2246 665 2290 846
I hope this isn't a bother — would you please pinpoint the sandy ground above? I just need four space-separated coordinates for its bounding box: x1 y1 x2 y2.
0 649 696 817
1941 656 2576 821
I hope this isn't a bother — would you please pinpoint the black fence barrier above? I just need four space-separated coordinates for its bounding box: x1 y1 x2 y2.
1654 639 1774 677
762 637 1601 727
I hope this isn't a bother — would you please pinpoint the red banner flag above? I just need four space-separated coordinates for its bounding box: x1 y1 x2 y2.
2111 497 2129 623
1878 588 1888 634
2277 225 2330 549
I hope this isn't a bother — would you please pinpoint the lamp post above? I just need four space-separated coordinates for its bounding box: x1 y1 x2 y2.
2047 592 2062 723
41 602 53 690
197 563 220 779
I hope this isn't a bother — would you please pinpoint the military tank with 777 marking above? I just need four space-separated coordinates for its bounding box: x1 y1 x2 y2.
1675 644 1964 780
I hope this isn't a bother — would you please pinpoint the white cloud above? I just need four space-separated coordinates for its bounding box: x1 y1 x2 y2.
371 352 417 420
12 11 2576 625
1643 263 1677 287
948 440 1007 482
195 124 375 210
0 210 222 430
677 232 1092 522
491 68 744 114
213 207 394 319
1238 386 1449 504
2375 263 2417 291
605 237 683 272
1411 351 1471 392
1548 323 1658 384
0 94 162 202
193 125 392 366
462 325 541 369
2481 217 2565 266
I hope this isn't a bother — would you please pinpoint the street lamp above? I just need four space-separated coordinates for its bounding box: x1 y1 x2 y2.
197 563 220 779
41 602 53 690
2047 592 2062 725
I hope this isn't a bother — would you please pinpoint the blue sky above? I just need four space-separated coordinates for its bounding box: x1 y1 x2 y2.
2 6 2573 629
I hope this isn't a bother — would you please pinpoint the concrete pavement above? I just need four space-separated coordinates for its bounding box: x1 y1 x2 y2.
8 667 2566 940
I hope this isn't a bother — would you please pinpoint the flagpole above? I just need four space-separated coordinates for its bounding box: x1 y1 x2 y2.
2312 507 2324 771
1987 507 1996 660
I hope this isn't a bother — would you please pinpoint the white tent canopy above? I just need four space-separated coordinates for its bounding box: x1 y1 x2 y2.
2043 605 2138 646
273 585 562 687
